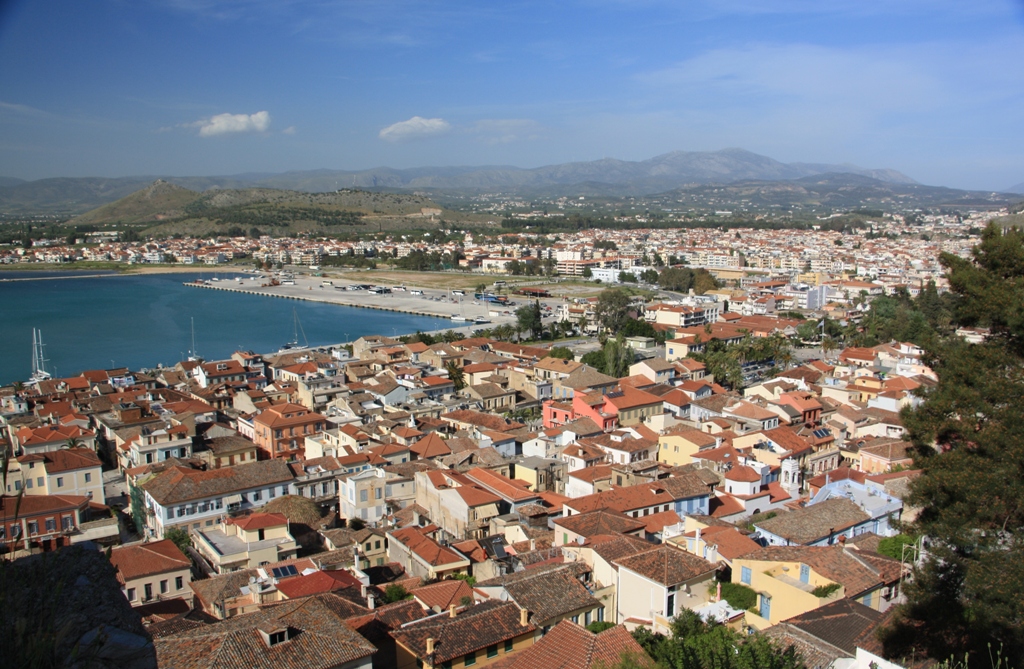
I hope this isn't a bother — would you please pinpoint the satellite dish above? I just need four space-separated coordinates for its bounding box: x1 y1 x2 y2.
249 577 257 584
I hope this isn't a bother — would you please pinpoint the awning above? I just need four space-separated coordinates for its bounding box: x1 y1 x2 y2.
224 494 243 505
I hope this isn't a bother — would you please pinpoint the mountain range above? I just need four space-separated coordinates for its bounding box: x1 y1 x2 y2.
0 148 1020 214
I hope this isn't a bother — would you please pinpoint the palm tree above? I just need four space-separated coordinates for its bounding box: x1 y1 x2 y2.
63 438 81 450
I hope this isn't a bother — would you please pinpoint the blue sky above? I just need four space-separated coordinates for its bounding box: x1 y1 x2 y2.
1 0 1022 189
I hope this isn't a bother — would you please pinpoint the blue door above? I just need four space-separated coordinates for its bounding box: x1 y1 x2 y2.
800 564 810 584
759 595 771 620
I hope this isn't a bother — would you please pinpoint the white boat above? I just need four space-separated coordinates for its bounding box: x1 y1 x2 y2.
451 316 469 322
29 328 51 383
279 309 309 351
473 316 489 324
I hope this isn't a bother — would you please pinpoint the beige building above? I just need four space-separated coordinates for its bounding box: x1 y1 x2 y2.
613 544 718 634
7 448 105 503
193 512 298 574
109 539 193 607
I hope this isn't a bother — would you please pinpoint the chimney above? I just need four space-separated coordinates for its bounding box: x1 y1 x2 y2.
716 582 722 602
449 604 457 618
520 608 529 627
426 638 435 655
695 527 701 544
368 594 375 610
360 583 368 597
529 538 535 551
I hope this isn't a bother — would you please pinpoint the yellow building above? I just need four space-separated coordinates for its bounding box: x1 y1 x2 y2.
732 545 903 630
193 512 298 574
7 448 105 503
657 427 718 467
109 539 193 607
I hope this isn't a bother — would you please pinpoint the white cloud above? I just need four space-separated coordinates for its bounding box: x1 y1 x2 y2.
379 116 451 142
194 111 271 137
282 125 297 135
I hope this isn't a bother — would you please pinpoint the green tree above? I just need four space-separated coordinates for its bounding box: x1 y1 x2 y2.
602 337 635 378
880 223 1024 664
632 610 804 669
382 584 412 603
595 288 632 333
445 360 466 391
582 266 593 279
515 300 543 340
580 349 606 370
586 621 616 634
548 346 575 360
164 527 192 555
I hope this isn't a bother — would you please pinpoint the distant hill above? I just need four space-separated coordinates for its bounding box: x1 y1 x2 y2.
71 180 199 225
0 148 923 213
1008 182 1024 194
68 182 456 236
653 173 1017 211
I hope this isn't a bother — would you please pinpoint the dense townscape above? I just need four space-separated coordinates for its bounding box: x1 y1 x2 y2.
6 206 1024 669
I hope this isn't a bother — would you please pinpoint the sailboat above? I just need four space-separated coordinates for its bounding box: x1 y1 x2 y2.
187 317 202 361
279 308 310 351
451 294 468 322
29 328 51 383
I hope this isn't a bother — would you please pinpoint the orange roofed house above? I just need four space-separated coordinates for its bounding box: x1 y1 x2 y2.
252 402 327 460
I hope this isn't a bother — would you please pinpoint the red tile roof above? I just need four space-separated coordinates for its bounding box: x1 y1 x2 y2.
109 539 191 584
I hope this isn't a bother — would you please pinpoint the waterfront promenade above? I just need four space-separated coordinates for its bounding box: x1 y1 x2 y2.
182 272 522 324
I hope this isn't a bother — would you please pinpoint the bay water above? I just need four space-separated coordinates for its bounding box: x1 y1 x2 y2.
0 272 448 384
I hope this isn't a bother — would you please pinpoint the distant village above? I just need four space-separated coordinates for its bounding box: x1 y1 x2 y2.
0 210 1000 669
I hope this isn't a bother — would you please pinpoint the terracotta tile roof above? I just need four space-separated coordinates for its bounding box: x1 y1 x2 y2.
410 579 475 611
0 493 89 520
410 432 453 459
17 447 101 473
692 526 761 561
389 527 468 567
496 620 654 669
553 510 646 538
275 570 363 600
612 544 717 586
641 509 682 534
154 594 377 669
141 459 294 506
389 600 535 664
441 409 525 432
755 498 869 545
465 468 539 503
781 598 887 655
565 471 709 515
109 539 190 584
504 567 599 624
589 534 655 566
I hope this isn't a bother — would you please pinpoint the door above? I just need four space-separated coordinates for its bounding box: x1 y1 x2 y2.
759 594 771 620
800 564 810 584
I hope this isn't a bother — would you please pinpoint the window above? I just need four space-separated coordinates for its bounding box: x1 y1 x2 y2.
487 645 498 658
62 516 73 530
160 580 168 594
375 487 382 499
27 478 35 489
28 521 38 535
597 607 604 622
84 472 92 483
741 567 752 585
375 540 381 550
585 610 592 626
505 639 514 653
252 491 261 502
127 588 136 601
464 652 476 666
269 487 275 499
144 584 153 601
572 614 579 624
360 489 368 503
45 518 56 532
0 526 4 539
175 576 183 590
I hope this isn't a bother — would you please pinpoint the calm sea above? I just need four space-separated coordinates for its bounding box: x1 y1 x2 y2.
0 273 448 384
